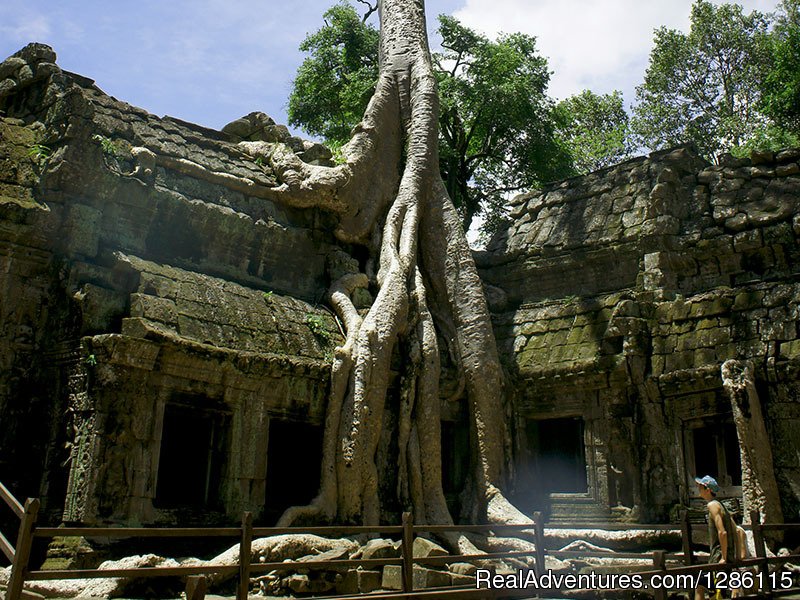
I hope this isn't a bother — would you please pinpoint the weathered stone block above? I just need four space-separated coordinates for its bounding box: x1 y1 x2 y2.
361 538 400 561
339 568 382 594
382 565 451 590
129 293 178 325
412 537 448 559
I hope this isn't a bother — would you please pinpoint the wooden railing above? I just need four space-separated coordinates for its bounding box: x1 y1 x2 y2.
1 483 798 600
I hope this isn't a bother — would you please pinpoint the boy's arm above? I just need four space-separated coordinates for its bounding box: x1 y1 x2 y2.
709 502 728 563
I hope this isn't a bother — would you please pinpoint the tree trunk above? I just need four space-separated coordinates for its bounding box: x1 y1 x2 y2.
254 0 526 532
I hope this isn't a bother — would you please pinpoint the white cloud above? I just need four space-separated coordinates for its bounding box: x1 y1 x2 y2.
452 0 780 104
0 12 52 46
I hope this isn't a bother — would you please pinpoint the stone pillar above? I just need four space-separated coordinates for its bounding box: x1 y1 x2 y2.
721 360 783 526
62 360 101 523
224 386 269 518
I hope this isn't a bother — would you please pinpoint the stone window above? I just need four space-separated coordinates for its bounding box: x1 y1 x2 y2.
685 418 742 490
154 400 230 509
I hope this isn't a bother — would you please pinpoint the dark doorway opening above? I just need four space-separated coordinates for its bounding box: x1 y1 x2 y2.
155 400 230 509
515 417 589 514
528 417 588 495
264 419 323 524
441 419 469 517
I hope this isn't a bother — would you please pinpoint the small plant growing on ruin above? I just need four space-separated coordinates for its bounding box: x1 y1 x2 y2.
84 354 97 367
305 314 330 341
263 290 273 302
254 156 265 167
92 134 120 158
328 141 347 166
27 143 51 166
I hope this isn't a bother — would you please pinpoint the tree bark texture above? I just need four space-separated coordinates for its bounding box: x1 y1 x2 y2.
246 0 525 533
721 360 783 529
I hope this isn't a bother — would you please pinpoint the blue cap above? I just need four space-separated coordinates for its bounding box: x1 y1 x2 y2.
695 475 720 493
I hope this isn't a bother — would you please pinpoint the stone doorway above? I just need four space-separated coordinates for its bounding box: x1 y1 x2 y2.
263 419 323 524
154 401 230 510
530 417 589 494
515 416 590 515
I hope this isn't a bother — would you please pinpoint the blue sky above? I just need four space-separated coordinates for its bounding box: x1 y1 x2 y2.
0 0 780 135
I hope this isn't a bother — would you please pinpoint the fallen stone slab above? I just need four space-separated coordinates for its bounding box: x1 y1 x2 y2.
412 537 448 559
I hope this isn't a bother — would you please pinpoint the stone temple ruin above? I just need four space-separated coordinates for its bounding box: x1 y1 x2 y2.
1 43 799 538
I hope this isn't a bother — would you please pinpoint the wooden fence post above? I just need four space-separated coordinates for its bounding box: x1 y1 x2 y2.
750 510 771 595
652 550 667 600
533 511 546 578
237 511 253 600
6 498 40 600
401 511 414 594
681 510 694 565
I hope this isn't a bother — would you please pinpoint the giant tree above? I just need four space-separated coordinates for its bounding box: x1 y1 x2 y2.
287 2 379 144
246 0 529 540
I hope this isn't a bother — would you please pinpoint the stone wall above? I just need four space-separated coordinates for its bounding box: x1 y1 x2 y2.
480 145 800 522
0 44 346 525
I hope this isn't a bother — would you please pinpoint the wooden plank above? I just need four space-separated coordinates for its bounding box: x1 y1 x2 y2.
249 557 403 573
401 511 414 593
417 550 539 566
681 509 694 565
26 565 239 580
0 529 15 561
33 527 240 538
6 498 39 600
251 524 402 536
652 550 667 600
237 512 252 600
548 550 669 559
0 481 24 519
751 510 771 595
533 511 546 577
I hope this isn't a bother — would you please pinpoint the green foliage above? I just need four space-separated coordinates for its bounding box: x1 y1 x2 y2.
287 1 379 143
306 314 331 341
434 15 574 235
263 290 273 302
288 2 575 237
27 143 51 166
92 134 121 158
84 354 97 367
555 90 633 174
761 0 800 132
632 1 777 161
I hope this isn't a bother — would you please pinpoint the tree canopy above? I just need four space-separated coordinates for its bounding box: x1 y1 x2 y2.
761 0 800 133
288 3 577 236
434 15 573 234
555 90 633 173
632 0 790 161
287 2 379 144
